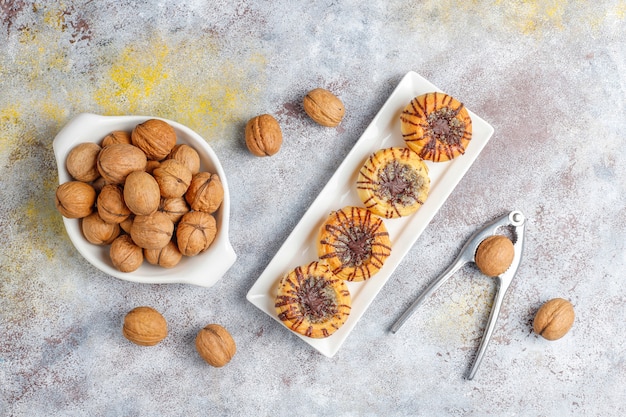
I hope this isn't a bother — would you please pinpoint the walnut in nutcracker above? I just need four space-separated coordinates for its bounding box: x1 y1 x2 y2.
66 142 102 182
185 172 224 214
123 171 161 216
55 181 96 219
97 143 147 184
474 235 515 277
176 211 217 256
97 184 131 224
132 119 177 161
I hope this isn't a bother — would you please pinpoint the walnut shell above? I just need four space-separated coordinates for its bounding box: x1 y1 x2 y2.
55 181 96 219
245 114 282 157
303 88 345 127
145 160 161 175
110 234 144 272
97 184 131 224
90 176 108 194
153 159 192 198
159 197 190 223
101 130 131 147
169 144 201 174
144 241 183 268
66 142 102 182
130 212 174 250
533 298 575 341
195 324 236 367
474 235 515 277
120 215 134 234
123 171 161 216
97 143 147 184
185 172 224 214
81 212 120 245
131 119 177 161
122 306 168 346
176 211 217 256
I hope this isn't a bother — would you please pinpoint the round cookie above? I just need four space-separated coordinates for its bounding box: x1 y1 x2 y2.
357 147 430 218
400 92 472 162
275 261 351 338
317 206 391 282
474 235 515 277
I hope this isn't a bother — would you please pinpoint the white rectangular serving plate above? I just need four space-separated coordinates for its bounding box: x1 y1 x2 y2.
246 71 494 357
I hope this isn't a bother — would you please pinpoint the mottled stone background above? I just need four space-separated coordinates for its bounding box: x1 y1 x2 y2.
1 1 625 416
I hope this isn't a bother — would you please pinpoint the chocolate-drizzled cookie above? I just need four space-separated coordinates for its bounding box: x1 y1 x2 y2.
275 261 351 338
317 206 391 282
400 92 472 162
357 147 430 218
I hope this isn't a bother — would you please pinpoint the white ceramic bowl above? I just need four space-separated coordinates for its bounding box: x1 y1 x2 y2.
53 113 236 287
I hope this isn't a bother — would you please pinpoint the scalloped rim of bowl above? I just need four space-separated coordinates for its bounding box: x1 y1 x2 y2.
53 113 236 287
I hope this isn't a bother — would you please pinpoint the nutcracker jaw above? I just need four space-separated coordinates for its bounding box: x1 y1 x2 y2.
390 210 526 380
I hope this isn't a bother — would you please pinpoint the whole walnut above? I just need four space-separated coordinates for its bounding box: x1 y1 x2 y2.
66 142 102 182
176 211 217 256
81 212 120 245
122 306 168 346
195 324 236 367
130 212 174 250
101 130 131 147
97 184 131 224
185 172 224 214
169 144 201 174
110 234 144 272
55 181 96 219
153 159 192 198
145 160 161 175
120 215 134 234
533 298 575 341
144 241 183 268
97 143 147 184
123 171 161 216
132 119 177 161
245 114 282 157
159 196 190 223
474 235 515 277
90 176 108 194
303 88 345 127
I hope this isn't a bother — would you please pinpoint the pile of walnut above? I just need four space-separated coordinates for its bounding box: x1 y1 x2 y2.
55 119 223 272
